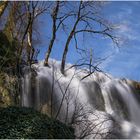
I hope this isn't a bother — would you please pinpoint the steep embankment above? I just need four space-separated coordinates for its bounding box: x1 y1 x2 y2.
0 106 75 139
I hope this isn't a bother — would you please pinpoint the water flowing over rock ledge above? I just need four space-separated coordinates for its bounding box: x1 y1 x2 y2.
19 59 140 138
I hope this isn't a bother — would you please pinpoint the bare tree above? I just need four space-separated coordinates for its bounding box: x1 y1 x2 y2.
71 99 120 139
55 69 76 121
44 1 60 66
19 1 50 65
0 1 8 18
44 1 77 66
60 1 118 74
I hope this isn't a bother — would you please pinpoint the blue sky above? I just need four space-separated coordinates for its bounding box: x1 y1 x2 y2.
100 2 140 81
37 1 140 81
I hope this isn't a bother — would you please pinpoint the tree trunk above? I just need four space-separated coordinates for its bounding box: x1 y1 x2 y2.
44 1 59 66
0 1 8 18
61 34 73 74
61 1 82 74
44 30 56 66
27 20 33 65
61 21 79 74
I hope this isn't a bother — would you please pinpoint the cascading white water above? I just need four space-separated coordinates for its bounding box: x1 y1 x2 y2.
21 59 140 139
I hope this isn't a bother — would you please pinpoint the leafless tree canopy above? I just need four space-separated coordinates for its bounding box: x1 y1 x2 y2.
42 1 118 75
0 1 118 74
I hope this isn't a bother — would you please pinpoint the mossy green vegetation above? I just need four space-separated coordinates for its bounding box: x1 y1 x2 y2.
0 106 75 139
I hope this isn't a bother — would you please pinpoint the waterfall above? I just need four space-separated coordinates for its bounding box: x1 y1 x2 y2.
21 59 140 139
101 89 114 115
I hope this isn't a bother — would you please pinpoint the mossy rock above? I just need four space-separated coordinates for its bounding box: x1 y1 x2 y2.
0 72 19 107
0 106 75 139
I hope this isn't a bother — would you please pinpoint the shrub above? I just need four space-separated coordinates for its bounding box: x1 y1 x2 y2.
0 106 75 139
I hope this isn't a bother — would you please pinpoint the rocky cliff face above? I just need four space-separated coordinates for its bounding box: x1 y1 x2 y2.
0 72 19 107
122 79 140 102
